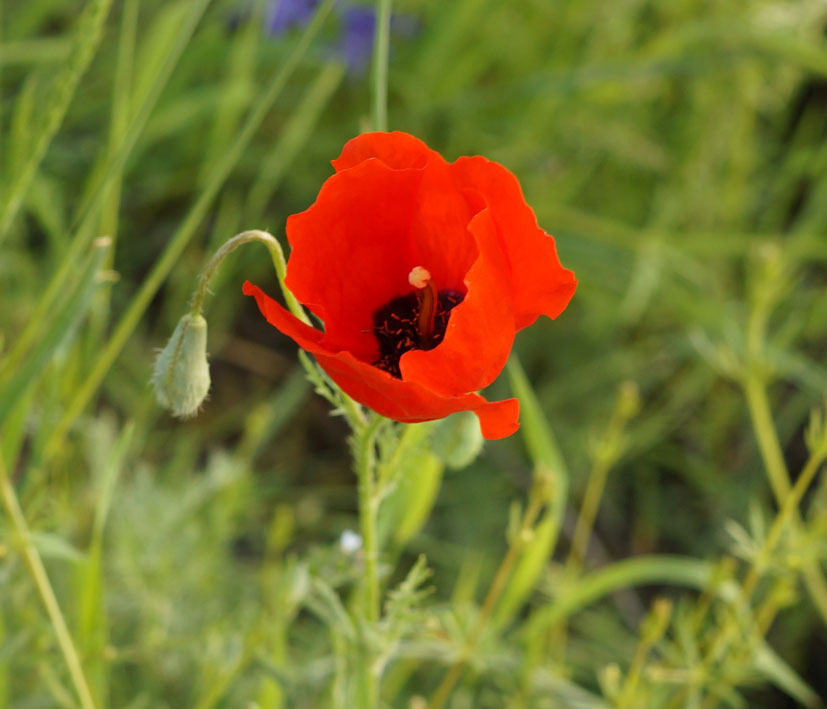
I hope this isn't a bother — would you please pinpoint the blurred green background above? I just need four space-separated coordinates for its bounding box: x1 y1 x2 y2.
1 0 827 706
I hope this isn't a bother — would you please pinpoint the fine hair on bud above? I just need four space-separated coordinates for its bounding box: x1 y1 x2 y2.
153 312 211 418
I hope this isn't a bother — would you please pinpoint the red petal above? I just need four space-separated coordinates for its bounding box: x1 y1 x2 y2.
332 131 438 172
243 281 520 439
284 160 423 361
285 148 483 362
314 350 520 439
400 208 516 397
450 156 577 330
242 281 325 351
407 161 478 296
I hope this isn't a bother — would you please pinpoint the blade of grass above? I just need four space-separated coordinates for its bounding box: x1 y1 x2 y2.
42 0 336 460
0 0 213 381
507 355 569 529
748 30 827 80
753 642 821 709
98 0 139 245
0 238 110 429
0 607 6 708
0 37 70 66
371 0 392 131
0 0 113 244
86 0 139 374
0 455 98 709
6 74 37 181
246 60 345 221
76 421 134 700
199 4 262 186
526 556 711 637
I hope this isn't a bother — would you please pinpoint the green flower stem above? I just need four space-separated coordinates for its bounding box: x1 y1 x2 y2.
428 492 546 709
371 0 392 132
189 230 307 322
186 229 368 431
0 457 97 709
242 228 366 429
354 414 384 707
377 420 436 490
357 415 385 622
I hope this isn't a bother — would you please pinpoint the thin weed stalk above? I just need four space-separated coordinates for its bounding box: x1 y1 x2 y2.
0 456 97 709
743 267 827 622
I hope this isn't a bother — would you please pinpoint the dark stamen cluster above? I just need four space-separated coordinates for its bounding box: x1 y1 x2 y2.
373 290 464 378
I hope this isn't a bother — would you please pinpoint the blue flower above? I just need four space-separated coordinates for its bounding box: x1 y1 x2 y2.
264 1 416 76
265 0 320 35
338 6 376 75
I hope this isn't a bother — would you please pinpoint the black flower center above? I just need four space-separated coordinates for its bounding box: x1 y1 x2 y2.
372 289 465 378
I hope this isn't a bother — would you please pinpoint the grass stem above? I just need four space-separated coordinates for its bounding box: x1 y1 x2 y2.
371 0 392 131
0 456 97 709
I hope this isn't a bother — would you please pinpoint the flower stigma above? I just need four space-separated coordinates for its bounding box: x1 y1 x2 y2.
408 266 438 346
372 267 464 378
408 266 431 289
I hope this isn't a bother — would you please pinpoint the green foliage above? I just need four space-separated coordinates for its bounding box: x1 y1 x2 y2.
2 0 827 707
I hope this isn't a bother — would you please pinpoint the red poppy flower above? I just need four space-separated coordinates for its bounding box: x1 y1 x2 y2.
243 132 576 439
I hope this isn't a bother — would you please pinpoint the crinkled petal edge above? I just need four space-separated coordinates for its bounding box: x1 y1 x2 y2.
243 281 520 439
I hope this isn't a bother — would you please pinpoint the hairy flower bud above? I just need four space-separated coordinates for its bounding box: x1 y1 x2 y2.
431 411 484 470
153 313 211 418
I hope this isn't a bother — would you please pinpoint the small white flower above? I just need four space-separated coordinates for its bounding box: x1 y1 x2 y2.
339 529 362 554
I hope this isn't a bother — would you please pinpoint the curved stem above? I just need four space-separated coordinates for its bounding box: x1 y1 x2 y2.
193 230 368 432
0 457 97 709
189 229 308 325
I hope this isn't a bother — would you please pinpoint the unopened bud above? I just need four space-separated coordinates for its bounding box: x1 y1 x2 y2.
153 312 211 418
431 411 484 469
